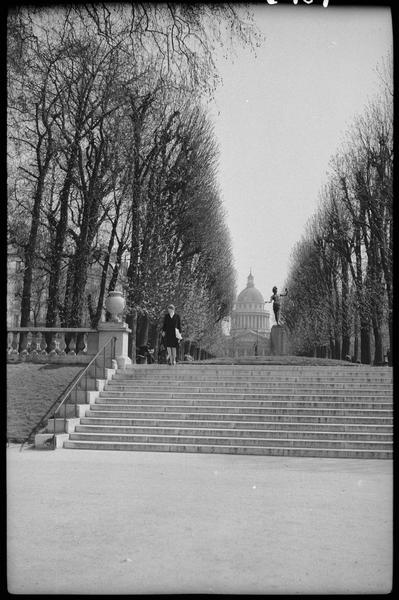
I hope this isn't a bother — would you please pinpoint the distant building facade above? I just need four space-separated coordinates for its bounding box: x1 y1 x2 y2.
224 271 271 357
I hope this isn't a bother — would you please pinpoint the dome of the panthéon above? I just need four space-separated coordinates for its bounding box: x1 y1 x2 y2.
236 271 264 305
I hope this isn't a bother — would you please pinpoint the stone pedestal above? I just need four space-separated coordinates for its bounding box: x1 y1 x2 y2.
270 325 289 356
98 322 132 369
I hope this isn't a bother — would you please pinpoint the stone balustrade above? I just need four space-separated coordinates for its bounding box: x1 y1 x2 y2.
7 328 99 363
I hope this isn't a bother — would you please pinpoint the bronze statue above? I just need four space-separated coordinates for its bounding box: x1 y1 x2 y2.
265 286 288 325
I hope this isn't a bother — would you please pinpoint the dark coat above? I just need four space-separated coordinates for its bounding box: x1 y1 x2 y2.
162 313 182 348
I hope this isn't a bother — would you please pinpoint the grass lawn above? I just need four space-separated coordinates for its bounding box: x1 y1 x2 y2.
7 363 84 443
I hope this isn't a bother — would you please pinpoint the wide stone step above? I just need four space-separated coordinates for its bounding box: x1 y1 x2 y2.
79 416 393 432
123 365 391 373
122 363 391 370
67 430 392 449
113 378 393 392
74 424 393 441
62 439 392 459
86 407 393 421
91 398 392 416
114 373 393 383
103 385 394 395
116 365 392 374
98 392 392 405
95 398 392 411
107 383 392 394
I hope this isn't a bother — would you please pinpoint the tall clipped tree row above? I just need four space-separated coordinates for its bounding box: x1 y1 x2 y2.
8 5 259 358
282 65 392 364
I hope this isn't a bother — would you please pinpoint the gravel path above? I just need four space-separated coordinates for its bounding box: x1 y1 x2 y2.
7 446 393 595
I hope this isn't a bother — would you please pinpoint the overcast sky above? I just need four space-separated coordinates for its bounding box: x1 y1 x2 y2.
206 5 392 302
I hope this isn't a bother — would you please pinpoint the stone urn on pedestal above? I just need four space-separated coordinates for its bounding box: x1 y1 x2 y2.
98 291 132 369
105 290 125 323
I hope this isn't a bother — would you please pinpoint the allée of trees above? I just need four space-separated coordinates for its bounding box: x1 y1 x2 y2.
8 5 261 359
282 69 393 365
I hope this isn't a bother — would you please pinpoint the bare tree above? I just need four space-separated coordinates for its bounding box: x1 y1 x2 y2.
8 4 258 357
8 11 61 331
283 76 392 364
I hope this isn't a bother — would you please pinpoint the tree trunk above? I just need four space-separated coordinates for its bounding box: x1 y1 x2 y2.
69 209 98 328
92 208 122 328
379 243 393 354
366 231 384 366
69 248 91 327
108 238 125 293
61 257 75 327
126 100 143 357
136 313 149 347
340 256 351 359
150 321 159 361
334 338 341 360
127 309 137 363
360 317 371 364
353 311 359 362
332 274 341 360
148 321 158 348
91 254 111 328
20 177 45 328
371 315 384 365
352 223 371 365
19 176 47 351
46 148 78 327
387 310 392 363
329 335 335 358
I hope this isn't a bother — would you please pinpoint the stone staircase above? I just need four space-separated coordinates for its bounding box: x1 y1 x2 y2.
63 364 393 458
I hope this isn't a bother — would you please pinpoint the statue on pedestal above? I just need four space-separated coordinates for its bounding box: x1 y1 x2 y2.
265 286 288 325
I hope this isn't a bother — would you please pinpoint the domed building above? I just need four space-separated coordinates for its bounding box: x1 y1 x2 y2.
226 271 271 357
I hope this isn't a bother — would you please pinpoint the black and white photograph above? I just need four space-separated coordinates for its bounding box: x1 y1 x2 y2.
7 1 393 595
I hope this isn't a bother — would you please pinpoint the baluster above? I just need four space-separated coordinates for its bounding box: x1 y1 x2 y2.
19 331 28 358
10 331 19 355
34 331 43 353
75 332 85 355
34 331 44 361
7 331 13 354
58 332 66 356
30 331 38 359
54 332 61 354
64 332 71 354
68 333 77 356
48 332 57 355
40 331 48 355
82 332 88 354
26 331 33 356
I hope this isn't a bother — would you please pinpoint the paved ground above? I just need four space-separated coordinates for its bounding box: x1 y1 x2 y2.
7 445 392 595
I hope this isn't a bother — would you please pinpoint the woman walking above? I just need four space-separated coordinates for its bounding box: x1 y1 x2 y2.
161 304 182 365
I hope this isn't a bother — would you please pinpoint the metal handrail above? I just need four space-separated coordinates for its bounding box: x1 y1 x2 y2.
19 336 117 451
